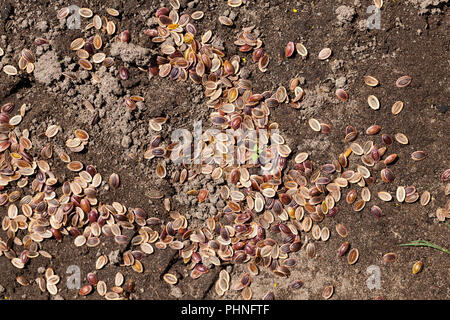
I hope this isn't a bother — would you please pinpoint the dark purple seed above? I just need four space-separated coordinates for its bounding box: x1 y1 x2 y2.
290 280 304 290
119 67 129 80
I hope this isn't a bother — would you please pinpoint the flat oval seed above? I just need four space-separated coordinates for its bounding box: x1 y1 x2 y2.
364 75 379 87
335 223 348 238
308 118 321 132
420 191 431 206
378 191 392 202
391 101 404 115
322 285 334 299
395 133 409 145
412 261 423 274
318 48 332 60
383 252 398 263
348 248 359 265
396 75 411 88
411 151 427 161
368 95 380 110
396 186 406 202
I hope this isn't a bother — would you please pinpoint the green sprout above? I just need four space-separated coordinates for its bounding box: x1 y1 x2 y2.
399 240 450 255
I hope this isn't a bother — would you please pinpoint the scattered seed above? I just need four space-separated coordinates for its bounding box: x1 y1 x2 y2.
318 48 332 60
364 75 379 87
383 252 398 263
163 273 178 285
412 261 423 274
396 75 411 88
308 118 321 132
347 248 359 265
322 285 334 299
368 95 380 110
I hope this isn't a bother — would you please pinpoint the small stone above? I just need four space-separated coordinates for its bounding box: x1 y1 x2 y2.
0 284 5 293
437 105 447 113
170 286 183 298
37 267 46 274
108 249 120 264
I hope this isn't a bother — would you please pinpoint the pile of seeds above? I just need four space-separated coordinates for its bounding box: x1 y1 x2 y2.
0 0 449 300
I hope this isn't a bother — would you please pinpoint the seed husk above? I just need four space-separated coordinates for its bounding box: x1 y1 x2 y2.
348 248 359 265
420 191 431 206
396 75 411 88
3 65 18 75
228 0 243 7
308 118 321 132
322 285 334 299
412 261 423 274
294 152 309 164
296 43 308 57
67 161 83 172
411 151 427 161
394 133 409 145
335 223 348 238
318 48 332 60
364 75 379 87
163 273 178 285
70 38 85 51
79 8 93 18
242 286 252 300
378 191 392 202
368 95 380 110
79 59 93 70
374 0 383 9
218 16 233 26
383 252 398 263
391 101 404 115
396 186 406 202
191 11 204 20
306 242 316 259
92 53 106 64
320 227 330 241
96 255 108 270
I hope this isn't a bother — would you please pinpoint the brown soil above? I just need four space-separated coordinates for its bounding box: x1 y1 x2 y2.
0 0 448 300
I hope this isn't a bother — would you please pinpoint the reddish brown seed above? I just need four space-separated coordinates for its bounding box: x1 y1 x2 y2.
285 41 295 58
384 153 398 165
198 189 208 203
383 252 398 263
87 272 98 286
120 30 130 42
79 284 93 296
336 89 348 101
441 169 450 182
51 228 63 241
322 285 334 299
381 168 395 183
338 241 350 256
109 173 120 190
370 206 383 218
366 125 381 135
381 134 393 145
